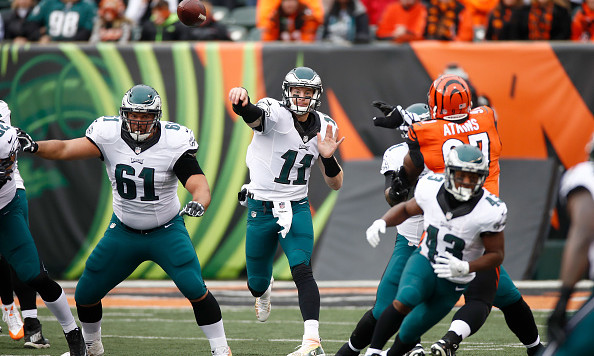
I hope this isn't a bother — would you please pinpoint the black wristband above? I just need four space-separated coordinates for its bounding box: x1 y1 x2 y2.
232 96 263 124
321 156 341 177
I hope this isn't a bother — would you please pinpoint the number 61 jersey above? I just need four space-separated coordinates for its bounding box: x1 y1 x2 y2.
415 173 508 284
86 117 198 230
246 98 338 201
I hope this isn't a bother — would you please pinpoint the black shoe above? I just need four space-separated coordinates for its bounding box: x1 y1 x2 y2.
24 318 50 349
336 342 360 356
527 343 544 356
64 327 87 356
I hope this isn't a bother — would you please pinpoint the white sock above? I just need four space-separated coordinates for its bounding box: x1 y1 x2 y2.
303 319 320 342
42 291 77 333
82 322 102 343
200 320 228 349
449 319 471 340
21 309 38 319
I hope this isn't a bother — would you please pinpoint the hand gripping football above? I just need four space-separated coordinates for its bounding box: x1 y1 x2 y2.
177 0 207 27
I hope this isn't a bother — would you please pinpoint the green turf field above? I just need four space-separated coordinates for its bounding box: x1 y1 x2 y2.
0 307 549 355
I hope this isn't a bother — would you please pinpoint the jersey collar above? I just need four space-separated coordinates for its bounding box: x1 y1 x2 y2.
437 185 483 220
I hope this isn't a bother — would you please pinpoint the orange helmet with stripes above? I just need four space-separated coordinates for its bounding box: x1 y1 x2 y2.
427 74 472 121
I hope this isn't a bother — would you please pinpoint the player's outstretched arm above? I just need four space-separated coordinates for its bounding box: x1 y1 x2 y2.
37 137 101 160
317 125 345 190
229 87 264 130
366 198 423 248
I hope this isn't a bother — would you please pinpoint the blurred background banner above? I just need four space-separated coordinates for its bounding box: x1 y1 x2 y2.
2 41 592 280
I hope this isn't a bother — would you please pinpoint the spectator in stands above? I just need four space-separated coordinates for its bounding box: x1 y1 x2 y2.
188 0 231 40
260 0 321 42
424 0 473 41
258 0 324 30
27 0 96 42
485 0 529 40
524 0 572 40
2 0 41 43
89 0 133 43
375 0 427 42
571 0 594 40
140 0 192 41
360 0 393 26
463 0 498 40
125 0 177 28
320 0 370 43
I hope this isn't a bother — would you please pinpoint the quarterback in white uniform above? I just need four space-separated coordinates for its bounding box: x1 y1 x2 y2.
545 135 594 356
362 145 506 356
229 67 344 356
17 84 232 356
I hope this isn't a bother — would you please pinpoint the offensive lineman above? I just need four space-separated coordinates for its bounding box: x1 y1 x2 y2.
17 84 232 356
0 124 86 356
543 134 594 356
373 74 543 356
229 66 344 356
363 144 506 356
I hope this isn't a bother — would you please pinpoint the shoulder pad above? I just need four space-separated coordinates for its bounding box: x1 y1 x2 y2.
86 116 122 144
161 121 199 152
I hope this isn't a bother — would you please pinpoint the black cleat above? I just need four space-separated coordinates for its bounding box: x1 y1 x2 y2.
64 327 87 356
24 318 50 349
430 339 458 356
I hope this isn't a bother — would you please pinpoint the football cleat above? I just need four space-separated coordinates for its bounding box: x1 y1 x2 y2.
23 318 50 349
405 343 425 356
2 303 24 340
287 338 325 356
63 327 87 356
86 339 104 356
430 339 458 356
212 345 232 355
255 277 273 322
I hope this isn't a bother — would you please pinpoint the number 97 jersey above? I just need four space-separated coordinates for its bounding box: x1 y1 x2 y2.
86 117 198 230
415 173 507 284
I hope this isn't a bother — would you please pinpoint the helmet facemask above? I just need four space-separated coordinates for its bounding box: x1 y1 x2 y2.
444 145 489 202
120 85 162 142
282 67 323 115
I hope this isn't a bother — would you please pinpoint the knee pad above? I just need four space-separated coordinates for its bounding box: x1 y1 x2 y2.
291 263 314 287
27 272 61 302
77 302 103 323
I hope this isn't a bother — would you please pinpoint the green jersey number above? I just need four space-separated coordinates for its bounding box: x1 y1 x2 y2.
115 164 159 201
274 150 314 186
425 225 465 262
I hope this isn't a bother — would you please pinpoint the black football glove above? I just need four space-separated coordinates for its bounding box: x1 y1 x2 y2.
16 128 38 153
388 167 411 204
179 201 205 217
548 286 573 345
372 100 404 129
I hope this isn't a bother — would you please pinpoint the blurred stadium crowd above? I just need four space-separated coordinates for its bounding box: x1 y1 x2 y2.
0 0 592 44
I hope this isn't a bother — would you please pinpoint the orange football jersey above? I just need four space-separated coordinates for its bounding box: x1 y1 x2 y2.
407 105 502 195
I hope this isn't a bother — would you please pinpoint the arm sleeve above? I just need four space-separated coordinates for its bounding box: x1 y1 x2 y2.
232 95 265 131
173 150 204 186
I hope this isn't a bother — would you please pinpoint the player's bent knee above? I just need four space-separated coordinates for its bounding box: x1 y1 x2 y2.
248 277 271 297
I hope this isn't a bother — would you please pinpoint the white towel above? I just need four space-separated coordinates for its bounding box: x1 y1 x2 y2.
272 201 293 238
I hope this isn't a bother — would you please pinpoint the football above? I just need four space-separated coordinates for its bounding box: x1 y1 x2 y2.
177 0 207 27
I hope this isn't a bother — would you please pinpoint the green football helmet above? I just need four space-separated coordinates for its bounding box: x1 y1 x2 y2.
282 67 323 115
399 102 430 138
120 85 162 142
444 145 489 201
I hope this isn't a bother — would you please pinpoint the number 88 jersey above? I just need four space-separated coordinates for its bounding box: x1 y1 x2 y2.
415 173 507 284
86 117 198 230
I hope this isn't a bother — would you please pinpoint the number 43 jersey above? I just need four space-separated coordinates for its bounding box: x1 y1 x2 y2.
415 173 508 284
86 117 198 230
246 98 338 201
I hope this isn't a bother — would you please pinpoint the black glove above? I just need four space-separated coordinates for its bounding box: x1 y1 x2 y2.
388 167 410 204
16 128 38 153
179 201 205 217
372 100 404 129
548 286 573 345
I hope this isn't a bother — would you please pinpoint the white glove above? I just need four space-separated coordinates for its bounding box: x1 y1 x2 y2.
396 105 422 127
179 201 205 217
432 252 470 278
366 219 386 248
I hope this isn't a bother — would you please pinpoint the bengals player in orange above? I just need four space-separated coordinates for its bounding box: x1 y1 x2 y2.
371 74 544 356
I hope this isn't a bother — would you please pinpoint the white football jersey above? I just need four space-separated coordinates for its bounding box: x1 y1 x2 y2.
0 101 24 190
415 173 507 284
559 161 594 279
246 98 338 201
380 143 427 246
86 117 198 230
0 124 18 210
